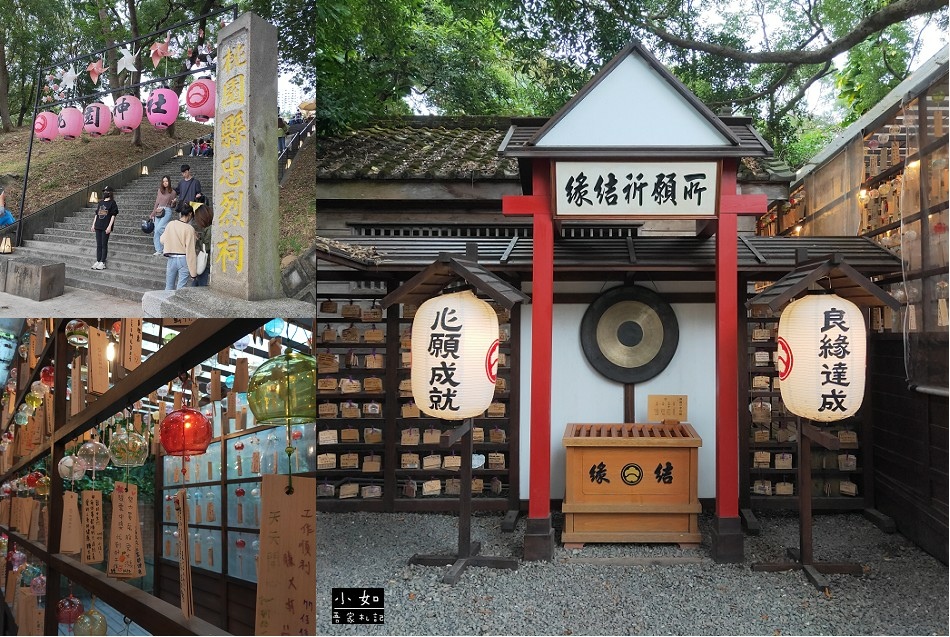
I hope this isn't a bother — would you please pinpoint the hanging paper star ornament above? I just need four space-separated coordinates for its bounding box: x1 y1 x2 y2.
59 66 79 91
150 35 170 68
87 59 104 84
117 47 139 75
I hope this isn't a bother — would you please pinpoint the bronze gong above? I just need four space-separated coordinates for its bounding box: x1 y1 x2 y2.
580 285 679 383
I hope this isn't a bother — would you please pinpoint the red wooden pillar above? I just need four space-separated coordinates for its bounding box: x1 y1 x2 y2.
502 158 556 560
713 159 765 562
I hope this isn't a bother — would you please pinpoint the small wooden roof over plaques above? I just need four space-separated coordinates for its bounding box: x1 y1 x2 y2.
498 41 773 159
747 254 901 312
380 247 530 310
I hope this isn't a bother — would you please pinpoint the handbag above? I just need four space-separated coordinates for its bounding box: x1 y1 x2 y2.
196 244 208 275
154 208 166 219
0 236 11 254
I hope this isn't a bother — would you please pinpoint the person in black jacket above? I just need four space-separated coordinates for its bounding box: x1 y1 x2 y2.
89 185 118 270
174 164 203 213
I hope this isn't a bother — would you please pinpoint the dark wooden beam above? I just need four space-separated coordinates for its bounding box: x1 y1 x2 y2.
695 219 717 239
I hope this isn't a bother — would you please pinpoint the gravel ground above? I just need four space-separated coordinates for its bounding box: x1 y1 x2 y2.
317 510 948 635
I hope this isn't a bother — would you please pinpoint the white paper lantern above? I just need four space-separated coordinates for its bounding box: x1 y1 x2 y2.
777 294 867 422
411 290 499 419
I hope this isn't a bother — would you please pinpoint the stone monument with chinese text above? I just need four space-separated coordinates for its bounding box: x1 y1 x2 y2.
141 11 312 317
211 12 279 300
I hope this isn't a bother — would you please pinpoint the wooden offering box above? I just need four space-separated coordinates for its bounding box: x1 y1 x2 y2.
562 422 702 544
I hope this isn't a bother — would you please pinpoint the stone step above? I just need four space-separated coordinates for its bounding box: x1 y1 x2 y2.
29 233 157 255
19 242 167 273
48 223 159 237
14 156 218 303
62 261 166 291
63 274 147 303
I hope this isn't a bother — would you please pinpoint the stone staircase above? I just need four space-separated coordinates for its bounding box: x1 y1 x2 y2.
13 156 214 302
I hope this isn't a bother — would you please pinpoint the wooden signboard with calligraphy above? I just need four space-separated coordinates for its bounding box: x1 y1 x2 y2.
255 475 316 636
87 327 110 396
107 482 145 579
61 492 83 554
121 319 144 371
82 490 104 563
553 161 719 219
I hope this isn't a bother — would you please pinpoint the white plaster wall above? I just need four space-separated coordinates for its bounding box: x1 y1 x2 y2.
518 302 718 500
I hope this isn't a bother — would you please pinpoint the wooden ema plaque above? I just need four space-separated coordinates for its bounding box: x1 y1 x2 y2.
82 490 104 563
107 482 145 580
255 475 316 636
87 327 110 396
234 357 249 392
174 489 195 618
121 318 144 371
647 395 688 423
60 492 83 554
70 354 85 415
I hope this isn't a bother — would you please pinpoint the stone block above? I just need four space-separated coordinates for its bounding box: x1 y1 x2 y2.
5 257 65 301
0 257 11 293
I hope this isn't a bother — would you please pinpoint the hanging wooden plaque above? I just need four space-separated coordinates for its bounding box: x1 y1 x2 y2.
107 482 145 579
234 358 249 392
173 390 183 411
81 490 104 563
268 337 282 357
87 327 110 396
59 491 83 554
27 500 41 540
32 321 45 357
44 398 54 436
27 332 38 370
70 354 85 415
217 348 230 365
121 319 144 371
255 475 316 636
173 489 194 618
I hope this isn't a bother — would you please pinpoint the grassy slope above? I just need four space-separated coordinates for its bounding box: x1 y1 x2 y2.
0 121 315 259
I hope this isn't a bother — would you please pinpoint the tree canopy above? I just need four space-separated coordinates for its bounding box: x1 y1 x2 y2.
316 0 948 167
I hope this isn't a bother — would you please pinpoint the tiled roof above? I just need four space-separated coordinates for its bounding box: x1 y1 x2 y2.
317 116 520 180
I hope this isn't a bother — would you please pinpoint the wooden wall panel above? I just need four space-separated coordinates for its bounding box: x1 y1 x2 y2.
869 337 948 564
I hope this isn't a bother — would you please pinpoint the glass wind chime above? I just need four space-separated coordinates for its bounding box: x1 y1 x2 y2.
247 320 316 493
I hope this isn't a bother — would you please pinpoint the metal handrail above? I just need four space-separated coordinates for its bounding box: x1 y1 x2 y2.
278 116 316 182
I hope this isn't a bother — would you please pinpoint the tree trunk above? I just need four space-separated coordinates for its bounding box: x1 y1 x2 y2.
167 0 216 139
15 64 28 127
0 27 13 132
123 0 144 147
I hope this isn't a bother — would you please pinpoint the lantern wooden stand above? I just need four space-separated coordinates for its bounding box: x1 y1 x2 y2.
751 417 863 592
381 244 529 583
407 418 519 584
747 254 901 593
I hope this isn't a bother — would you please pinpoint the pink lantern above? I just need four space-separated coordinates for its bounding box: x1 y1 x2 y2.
34 111 58 141
112 95 143 133
83 102 112 137
146 88 179 129
185 78 215 121
57 107 84 140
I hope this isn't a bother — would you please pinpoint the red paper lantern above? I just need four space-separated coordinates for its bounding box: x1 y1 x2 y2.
185 78 215 122
159 407 212 456
57 107 84 140
112 95 143 133
146 88 180 129
34 111 58 141
83 102 112 137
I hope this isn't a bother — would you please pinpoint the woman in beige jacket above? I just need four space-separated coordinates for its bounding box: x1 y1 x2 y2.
160 207 198 290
